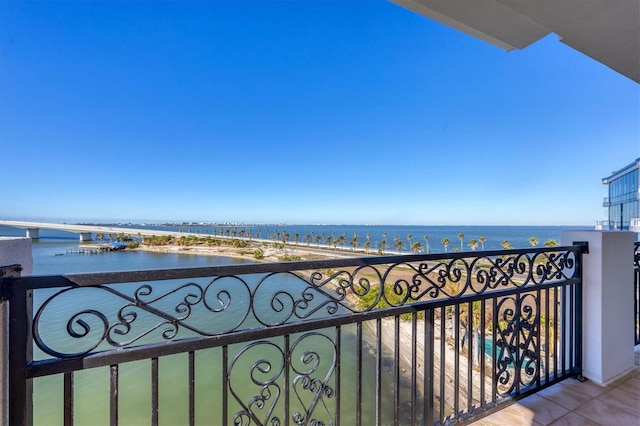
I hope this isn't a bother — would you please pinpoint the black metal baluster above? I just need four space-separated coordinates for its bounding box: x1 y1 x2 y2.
553 286 559 380
376 318 382 426
424 308 434 426
561 286 567 375
411 313 417 425
64 372 73 426
439 306 445 424
222 346 228 426
335 326 341 426
515 293 521 395
356 322 362 426
151 357 158 425
569 284 574 373
394 315 400 425
536 289 542 388
544 288 550 385
491 298 497 405
110 365 118 426
188 351 195 426
284 334 290 426
480 299 486 409
454 303 460 420
467 300 473 415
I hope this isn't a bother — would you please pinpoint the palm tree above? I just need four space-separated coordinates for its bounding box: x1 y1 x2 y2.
501 240 512 249
350 233 359 251
458 233 465 251
423 235 430 253
394 238 405 254
407 234 412 250
411 241 422 253
364 240 371 254
529 237 539 247
314 234 321 247
304 234 311 247
338 233 347 249
441 237 450 253
544 239 559 247
468 239 478 251
378 238 388 254
294 233 299 246
479 236 486 250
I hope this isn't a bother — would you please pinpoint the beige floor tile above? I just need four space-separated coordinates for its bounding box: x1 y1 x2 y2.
470 404 537 426
577 397 639 425
510 395 569 425
616 376 640 397
598 387 640 416
549 412 601 426
537 381 594 410
556 378 605 399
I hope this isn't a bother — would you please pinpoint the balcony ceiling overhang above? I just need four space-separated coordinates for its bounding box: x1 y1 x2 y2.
391 0 640 83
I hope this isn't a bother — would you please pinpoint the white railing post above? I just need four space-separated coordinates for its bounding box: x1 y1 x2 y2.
561 230 636 385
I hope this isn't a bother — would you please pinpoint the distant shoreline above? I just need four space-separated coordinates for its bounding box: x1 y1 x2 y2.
133 240 362 263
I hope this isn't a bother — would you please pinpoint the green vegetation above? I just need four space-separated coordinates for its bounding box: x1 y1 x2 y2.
356 285 424 321
143 235 250 249
280 254 302 261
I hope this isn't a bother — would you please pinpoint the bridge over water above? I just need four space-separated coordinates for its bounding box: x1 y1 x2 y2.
0 220 195 241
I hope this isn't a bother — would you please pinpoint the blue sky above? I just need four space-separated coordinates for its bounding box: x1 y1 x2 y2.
1 1 638 225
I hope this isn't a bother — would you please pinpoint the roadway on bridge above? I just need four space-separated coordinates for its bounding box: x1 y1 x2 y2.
0 220 203 239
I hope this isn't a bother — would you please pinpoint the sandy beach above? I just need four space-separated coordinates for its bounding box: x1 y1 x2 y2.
134 239 364 262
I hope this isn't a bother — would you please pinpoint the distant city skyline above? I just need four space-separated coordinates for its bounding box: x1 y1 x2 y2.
1 1 638 226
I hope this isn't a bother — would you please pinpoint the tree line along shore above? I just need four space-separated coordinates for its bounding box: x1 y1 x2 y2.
89 230 560 263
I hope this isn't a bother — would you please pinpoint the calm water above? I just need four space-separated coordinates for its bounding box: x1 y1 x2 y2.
0 223 590 424
1 224 590 274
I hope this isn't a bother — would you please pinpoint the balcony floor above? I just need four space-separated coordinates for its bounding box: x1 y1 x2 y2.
470 346 640 425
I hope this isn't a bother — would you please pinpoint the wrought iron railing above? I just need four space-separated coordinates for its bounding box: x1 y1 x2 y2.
634 242 640 345
1 245 586 425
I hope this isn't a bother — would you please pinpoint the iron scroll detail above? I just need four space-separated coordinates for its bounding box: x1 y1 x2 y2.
32 248 578 358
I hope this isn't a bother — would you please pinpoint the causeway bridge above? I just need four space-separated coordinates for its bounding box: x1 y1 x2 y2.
0 220 193 241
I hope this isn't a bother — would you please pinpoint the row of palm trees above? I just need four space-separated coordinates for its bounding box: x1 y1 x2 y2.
173 227 560 254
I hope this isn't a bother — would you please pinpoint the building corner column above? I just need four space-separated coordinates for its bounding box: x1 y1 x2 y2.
562 230 636 386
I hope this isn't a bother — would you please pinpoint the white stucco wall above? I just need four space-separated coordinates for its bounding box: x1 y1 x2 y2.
562 230 636 386
0 237 33 276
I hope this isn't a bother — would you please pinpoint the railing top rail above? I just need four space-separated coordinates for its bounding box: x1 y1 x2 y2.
2 245 586 290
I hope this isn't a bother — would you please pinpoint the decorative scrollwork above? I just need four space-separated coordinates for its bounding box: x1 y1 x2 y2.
494 293 540 396
33 247 578 358
229 333 336 426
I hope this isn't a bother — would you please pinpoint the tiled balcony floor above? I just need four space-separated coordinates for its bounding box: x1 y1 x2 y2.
470 346 640 426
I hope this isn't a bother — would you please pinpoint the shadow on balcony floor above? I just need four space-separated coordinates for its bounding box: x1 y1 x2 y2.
470 346 640 425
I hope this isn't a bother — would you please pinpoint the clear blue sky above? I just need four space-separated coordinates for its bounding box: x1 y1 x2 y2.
1 1 638 225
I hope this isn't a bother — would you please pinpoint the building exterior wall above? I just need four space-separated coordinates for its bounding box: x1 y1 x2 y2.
603 159 640 231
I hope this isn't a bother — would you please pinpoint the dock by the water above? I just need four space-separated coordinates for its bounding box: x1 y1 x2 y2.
65 245 125 255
